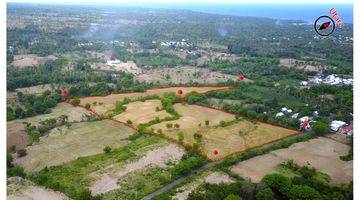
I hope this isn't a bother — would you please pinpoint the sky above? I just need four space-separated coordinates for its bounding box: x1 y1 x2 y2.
6 0 354 4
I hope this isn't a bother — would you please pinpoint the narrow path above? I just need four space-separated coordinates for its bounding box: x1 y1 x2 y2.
142 132 309 200
141 161 221 200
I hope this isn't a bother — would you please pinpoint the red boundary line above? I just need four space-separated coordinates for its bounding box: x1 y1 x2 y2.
64 85 301 161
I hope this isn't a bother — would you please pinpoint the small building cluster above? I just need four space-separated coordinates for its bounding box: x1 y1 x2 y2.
160 39 192 47
301 73 353 87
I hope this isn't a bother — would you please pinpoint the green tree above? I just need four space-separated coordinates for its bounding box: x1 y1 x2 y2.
313 121 330 135
178 132 185 144
256 188 275 200
166 123 173 129
287 185 323 200
225 194 243 200
103 146 112 154
71 98 81 106
205 120 210 126
262 174 293 196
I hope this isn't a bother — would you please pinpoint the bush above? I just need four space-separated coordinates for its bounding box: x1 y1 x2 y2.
256 188 275 200
174 123 180 128
17 149 27 157
71 98 81 106
205 120 210 126
103 146 112 153
313 121 330 135
287 185 322 200
166 123 173 129
262 174 293 196
7 165 26 178
126 120 133 124
85 103 91 109
219 120 226 127
178 132 185 144
225 194 243 200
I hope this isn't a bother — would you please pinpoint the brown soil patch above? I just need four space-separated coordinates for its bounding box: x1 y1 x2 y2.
135 66 239 84
79 86 230 115
151 104 298 160
7 177 70 200
7 103 93 150
13 54 57 68
90 143 184 195
230 137 353 183
114 100 171 126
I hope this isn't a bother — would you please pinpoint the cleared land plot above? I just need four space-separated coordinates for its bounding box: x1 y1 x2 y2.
7 84 54 99
12 54 57 68
29 136 203 200
135 66 238 84
14 120 135 172
92 61 142 74
230 137 353 183
151 104 298 160
79 86 230 115
90 143 184 195
7 103 93 150
114 100 171 126
7 177 70 200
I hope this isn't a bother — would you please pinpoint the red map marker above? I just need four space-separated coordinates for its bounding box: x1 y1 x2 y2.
177 89 183 95
319 21 331 30
239 74 245 81
213 149 219 155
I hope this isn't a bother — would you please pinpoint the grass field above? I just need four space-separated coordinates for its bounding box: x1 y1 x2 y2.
230 137 353 183
79 86 230 115
151 103 298 160
114 100 171 127
7 177 70 200
7 103 93 150
30 136 206 200
14 120 135 172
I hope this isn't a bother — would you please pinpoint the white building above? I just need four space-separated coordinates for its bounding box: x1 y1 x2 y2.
330 120 347 131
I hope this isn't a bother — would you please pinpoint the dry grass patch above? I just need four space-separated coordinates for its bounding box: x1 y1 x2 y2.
90 143 184 195
12 54 57 68
230 137 353 183
7 177 70 200
14 120 135 172
151 104 298 160
7 103 93 150
79 86 229 115
135 66 238 84
113 100 171 126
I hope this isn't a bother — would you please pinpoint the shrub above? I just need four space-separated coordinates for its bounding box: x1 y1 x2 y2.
313 121 330 135
174 123 180 128
219 120 226 127
205 120 210 126
262 174 293 196
287 185 322 200
103 146 112 153
17 149 27 157
166 123 173 129
256 188 275 200
71 98 81 106
178 132 185 144
225 194 243 200
7 165 26 178
85 103 91 109
126 120 133 124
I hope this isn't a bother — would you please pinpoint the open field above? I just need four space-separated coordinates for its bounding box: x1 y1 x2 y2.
12 54 57 68
7 177 70 200
151 104 298 160
279 58 323 72
7 84 54 99
230 137 353 183
29 136 205 200
7 103 93 150
135 66 239 84
90 143 184 195
114 100 171 126
14 120 135 172
79 86 230 114
92 60 142 74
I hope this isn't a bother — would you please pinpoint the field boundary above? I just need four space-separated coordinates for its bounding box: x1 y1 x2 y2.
64 86 301 161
